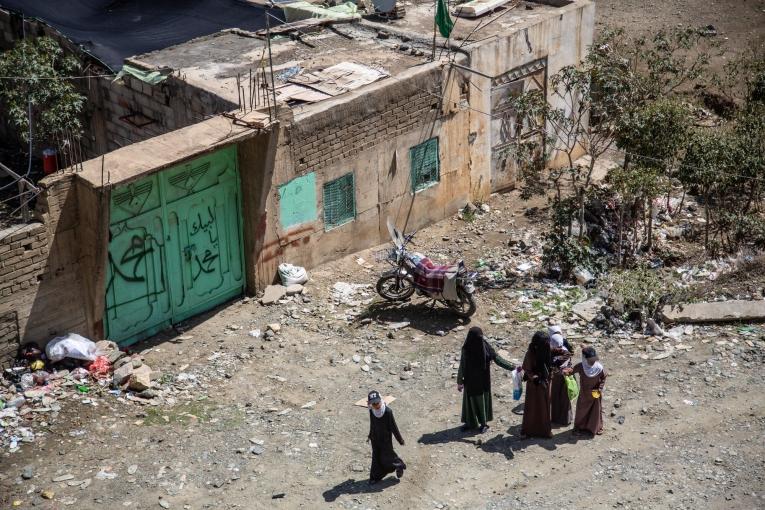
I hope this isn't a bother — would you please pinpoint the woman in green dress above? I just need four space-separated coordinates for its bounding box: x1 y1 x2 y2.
457 326 516 433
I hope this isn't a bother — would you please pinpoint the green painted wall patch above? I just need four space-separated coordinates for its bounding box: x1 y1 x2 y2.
278 172 317 229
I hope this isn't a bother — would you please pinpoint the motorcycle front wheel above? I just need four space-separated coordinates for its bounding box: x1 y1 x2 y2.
376 273 415 301
445 287 477 318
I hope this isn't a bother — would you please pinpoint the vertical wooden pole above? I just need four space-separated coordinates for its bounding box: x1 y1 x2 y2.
266 12 278 120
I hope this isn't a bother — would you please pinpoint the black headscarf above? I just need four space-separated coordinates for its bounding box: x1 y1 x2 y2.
529 331 552 384
461 327 496 396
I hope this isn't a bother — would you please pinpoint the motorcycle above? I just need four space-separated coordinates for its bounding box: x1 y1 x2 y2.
374 219 478 318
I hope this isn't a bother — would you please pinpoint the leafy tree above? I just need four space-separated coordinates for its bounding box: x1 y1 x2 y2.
506 25 727 277
608 164 669 262
613 98 692 254
0 37 85 147
679 128 734 251
628 27 717 97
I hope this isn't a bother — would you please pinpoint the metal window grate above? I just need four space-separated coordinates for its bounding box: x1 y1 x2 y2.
323 172 355 230
410 138 440 192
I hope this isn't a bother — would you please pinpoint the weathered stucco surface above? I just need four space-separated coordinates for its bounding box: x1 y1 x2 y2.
465 1 596 199
254 62 471 288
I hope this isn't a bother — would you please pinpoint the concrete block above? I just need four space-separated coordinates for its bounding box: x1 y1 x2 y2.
662 300 765 323
113 360 134 386
128 364 152 391
260 284 286 305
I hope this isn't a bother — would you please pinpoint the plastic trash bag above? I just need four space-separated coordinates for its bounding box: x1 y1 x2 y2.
71 367 90 381
88 356 112 380
19 373 35 390
278 263 309 286
512 367 524 401
565 375 579 401
45 333 98 363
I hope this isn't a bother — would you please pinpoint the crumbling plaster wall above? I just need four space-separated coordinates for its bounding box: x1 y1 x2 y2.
254 63 471 288
0 173 90 366
466 0 595 199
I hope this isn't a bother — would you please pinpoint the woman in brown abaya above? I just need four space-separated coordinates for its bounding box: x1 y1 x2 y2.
520 331 553 439
564 346 607 436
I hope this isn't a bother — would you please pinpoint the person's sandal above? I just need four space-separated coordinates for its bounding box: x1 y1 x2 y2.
479 424 490 433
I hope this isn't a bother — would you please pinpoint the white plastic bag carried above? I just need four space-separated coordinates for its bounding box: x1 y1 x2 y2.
45 333 98 363
278 263 308 286
512 367 524 401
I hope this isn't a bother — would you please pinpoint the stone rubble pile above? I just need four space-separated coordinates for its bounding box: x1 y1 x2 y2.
0 334 256 454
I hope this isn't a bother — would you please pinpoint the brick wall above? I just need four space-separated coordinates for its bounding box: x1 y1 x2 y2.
0 223 49 299
0 311 19 365
0 173 89 366
0 222 49 366
97 73 237 154
289 68 442 174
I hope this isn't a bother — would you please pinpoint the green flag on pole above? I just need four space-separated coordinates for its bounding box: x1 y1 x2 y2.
435 0 454 38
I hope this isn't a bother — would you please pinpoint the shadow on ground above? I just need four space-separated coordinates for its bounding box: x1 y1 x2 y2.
355 300 470 335
323 477 400 502
419 423 586 460
119 296 243 353
418 426 515 460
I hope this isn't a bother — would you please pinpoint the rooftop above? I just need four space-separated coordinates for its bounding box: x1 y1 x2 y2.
125 0 581 110
0 0 276 71
131 23 430 110
77 111 271 189
368 0 575 45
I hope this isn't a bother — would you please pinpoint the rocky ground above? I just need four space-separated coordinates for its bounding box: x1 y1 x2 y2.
2 2 765 508
1 187 764 510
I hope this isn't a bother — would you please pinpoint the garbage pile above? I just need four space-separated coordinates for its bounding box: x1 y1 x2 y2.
0 333 166 454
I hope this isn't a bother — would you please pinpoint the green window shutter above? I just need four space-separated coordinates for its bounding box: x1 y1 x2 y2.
409 138 440 192
323 172 356 230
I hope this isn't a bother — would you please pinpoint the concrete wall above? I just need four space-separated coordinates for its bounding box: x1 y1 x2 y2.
465 0 595 199
254 63 471 288
0 173 91 366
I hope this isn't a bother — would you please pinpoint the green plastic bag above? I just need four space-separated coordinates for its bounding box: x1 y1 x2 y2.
564 375 579 401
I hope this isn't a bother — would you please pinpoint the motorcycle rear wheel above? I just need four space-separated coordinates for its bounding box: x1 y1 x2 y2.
446 287 477 317
376 274 416 301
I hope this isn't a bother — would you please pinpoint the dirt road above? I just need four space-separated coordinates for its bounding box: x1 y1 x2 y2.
2 187 763 509
2 2 765 508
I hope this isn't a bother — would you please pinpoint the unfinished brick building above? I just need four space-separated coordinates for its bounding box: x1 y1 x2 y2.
0 0 594 361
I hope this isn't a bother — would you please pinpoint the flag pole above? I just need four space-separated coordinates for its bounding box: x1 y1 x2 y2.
432 0 437 61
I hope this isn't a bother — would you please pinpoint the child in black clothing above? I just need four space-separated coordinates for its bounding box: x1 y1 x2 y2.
367 390 406 484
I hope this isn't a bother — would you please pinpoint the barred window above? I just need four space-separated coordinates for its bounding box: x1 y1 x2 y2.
410 137 440 192
323 172 356 230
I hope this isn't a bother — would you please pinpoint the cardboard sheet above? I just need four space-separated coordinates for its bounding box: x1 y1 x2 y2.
354 395 396 407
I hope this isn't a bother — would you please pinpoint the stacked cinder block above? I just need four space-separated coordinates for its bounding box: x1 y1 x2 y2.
100 74 237 153
290 69 442 174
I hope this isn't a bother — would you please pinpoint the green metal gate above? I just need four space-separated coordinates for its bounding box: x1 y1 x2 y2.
105 146 244 345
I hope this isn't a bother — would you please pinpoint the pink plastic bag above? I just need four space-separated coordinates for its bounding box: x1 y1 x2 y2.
88 356 112 380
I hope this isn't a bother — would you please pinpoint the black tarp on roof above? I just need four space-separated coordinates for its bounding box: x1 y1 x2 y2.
0 0 281 71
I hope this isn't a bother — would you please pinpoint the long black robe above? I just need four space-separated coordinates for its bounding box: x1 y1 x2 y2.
368 406 406 481
457 343 515 428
